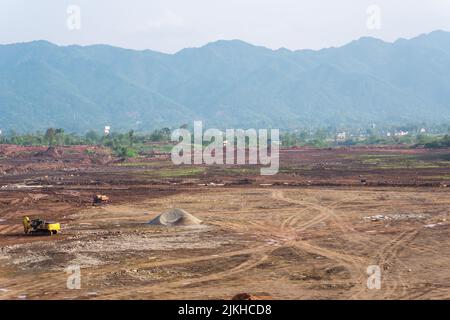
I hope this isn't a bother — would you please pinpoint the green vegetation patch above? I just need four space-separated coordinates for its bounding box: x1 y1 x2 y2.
421 175 450 180
139 167 206 178
211 167 260 175
115 161 169 167
138 144 174 153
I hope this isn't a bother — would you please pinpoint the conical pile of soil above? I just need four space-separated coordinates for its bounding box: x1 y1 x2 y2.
148 208 202 226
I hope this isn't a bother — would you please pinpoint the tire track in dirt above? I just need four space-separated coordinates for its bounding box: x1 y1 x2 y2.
1 188 443 300
0 225 21 235
5 238 280 298
0 242 274 297
271 190 331 232
321 199 385 299
101 252 271 299
0 196 25 220
29 191 319 299
270 190 369 297
0 193 292 299
381 231 419 299
411 287 450 299
350 229 418 299
0 225 9 234
273 190 431 300
0 271 68 299
320 195 382 298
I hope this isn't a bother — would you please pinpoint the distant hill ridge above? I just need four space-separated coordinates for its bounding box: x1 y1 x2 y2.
1 30 450 132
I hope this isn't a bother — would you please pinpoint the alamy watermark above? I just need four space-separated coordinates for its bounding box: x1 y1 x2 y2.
66 265 81 289
66 5 81 31
171 121 279 175
366 265 381 290
366 5 382 30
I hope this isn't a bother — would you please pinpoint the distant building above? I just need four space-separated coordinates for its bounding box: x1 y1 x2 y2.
394 131 408 136
335 132 346 142
420 128 426 133
104 126 111 135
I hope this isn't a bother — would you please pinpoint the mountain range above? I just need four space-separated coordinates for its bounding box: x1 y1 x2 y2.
1 30 450 133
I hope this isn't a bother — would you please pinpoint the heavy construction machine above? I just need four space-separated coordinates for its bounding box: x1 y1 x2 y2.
93 194 109 205
23 216 60 235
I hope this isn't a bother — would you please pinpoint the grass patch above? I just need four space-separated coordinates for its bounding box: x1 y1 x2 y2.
139 144 174 153
421 175 450 180
354 154 448 169
278 166 315 173
370 161 445 169
139 167 206 178
377 164 439 169
336 153 450 169
214 167 260 175
115 161 169 167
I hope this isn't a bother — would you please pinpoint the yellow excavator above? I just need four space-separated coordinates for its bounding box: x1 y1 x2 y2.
93 194 109 205
23 216 60 236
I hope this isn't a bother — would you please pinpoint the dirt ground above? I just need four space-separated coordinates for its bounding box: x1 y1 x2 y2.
0 145 449 300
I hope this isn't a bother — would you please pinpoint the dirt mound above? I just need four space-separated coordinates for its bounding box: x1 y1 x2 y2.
35 146 62 158
148 208 202 226
86 147 113 165
0 145 45 157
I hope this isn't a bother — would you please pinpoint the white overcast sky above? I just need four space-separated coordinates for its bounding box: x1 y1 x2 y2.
1 0 450 53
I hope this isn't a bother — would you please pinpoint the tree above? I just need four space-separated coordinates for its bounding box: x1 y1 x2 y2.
45 128 56 146
128 130 134 147
85 130 100 144
161 127 171 135
298 130 309 141
55 128 65 145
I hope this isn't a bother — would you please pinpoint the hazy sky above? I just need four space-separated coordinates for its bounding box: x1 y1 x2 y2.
1 0 450 53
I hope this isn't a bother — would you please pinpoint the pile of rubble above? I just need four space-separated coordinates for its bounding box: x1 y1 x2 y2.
364 213 430 221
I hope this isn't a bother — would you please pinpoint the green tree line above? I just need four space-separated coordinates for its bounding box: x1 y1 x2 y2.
0 127 174 157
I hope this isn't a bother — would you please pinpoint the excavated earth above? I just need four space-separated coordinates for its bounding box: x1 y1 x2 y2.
0 145 449 300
